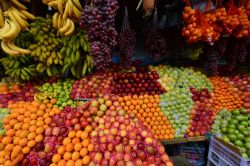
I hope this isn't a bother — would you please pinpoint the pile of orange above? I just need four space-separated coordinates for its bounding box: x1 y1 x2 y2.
51 126 94 166
0 101 61 165
119 94 175 140
210 77 244 112
0 84 21 95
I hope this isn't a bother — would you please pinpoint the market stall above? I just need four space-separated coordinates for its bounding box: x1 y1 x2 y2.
0 0 249 165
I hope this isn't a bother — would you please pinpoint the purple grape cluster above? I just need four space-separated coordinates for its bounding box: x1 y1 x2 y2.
118 29 136 68
143 27 167 60
80 0 119 70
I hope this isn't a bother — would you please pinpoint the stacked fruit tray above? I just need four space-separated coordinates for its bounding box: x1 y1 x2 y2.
0 65 250 165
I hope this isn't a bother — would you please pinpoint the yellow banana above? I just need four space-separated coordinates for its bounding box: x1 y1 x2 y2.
0 18 20 41
20 10 36 20
52 12 59 29
7 40 31 54
72 3 81 20
59 18 72 34
58 13 64 28
68 0 73 17
48 1 57 8
0 9 4 28
12 7 27 20
57 0 64 13
0 19 11 38
10 0 27 10
64 19 75 36
63 1 69 20
72 0 83 11
10 8 28 30
1 40 20 56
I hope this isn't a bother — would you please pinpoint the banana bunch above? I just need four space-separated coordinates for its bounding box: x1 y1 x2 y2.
36 62 61 77
0 55 36 81
28 17 64 67
60 29 93 79
0 0 35 56
34 92 55 104
43 0 83 36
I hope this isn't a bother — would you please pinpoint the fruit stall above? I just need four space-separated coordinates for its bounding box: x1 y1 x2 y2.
0 0 249 165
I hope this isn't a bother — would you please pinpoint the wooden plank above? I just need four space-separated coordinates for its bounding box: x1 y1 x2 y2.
161 136 207 145
161 138 187 145
187 136 207 142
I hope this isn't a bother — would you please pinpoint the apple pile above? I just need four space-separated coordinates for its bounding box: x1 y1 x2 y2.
211 109 232 136
71 75 113 99
38 79 76 109
149 65 212 92
119 94 175 140
89 108 173 165
0 83 35 108
110 72 165 96
229 76 250 111
0 108 8 136
219 109 250 158
160 88 193 138
187 88 216 137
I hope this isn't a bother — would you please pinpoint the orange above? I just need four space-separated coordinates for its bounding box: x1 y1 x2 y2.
35 134 43 142
27 140 36 148
68 131 76 138
85 125 92 133
19 138 28 147
72 151 80 160
66 160 75 166
50 99 57 104
80 148 88 157
87 144 94 152
82 139 90 148
63 152 72 160
75 159 83 166
126 101 131 106
66 143 74 152
141 104 147 109
57 145 66 155
58 160 67 166
22 146 31 154
80 131 88 139
74 143 82 151
129 105 134 110
82 155 90 165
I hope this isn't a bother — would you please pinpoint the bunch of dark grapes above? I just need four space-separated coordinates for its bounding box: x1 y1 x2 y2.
143 27 167 60
118 28 136 68
80 0 119 70
203 45 219 76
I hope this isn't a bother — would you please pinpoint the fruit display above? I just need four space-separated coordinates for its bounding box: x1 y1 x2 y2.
214 108 250 158
211 109 231 135
0 108 8 136
0 0 35 56
43 0 84 36
120 94 175 140
71 74 113 99
0 101 61 165
29 16 64 77
210 77 244 112
111 72 165 96
80 0 119 70
89 101 173 165
187 88 216 137
0 82 35 108
160 88 193 138
60 29 93 79
37 79 76 109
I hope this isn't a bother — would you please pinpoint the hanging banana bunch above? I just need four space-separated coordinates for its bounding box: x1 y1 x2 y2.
43 0 83 36
0 0 36 56
60 29 93 79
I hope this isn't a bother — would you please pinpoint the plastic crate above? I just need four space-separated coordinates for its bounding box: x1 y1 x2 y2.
208 136 250 166
179 143 205 166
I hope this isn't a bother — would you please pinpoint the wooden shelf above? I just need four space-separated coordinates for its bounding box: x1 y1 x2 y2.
161 136 207 145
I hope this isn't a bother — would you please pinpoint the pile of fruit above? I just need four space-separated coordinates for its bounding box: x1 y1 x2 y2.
36 79 76 109
0 108 8 136
212 109 250 158
120 94 175 140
